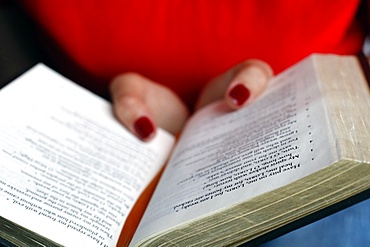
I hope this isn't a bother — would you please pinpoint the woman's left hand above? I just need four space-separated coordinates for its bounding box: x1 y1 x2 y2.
195 59 274 110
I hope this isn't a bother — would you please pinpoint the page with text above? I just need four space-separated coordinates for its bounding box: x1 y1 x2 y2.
0 64 174 247
130 56 336 245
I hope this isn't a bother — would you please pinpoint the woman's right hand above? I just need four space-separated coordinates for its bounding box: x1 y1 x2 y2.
110 73 190 141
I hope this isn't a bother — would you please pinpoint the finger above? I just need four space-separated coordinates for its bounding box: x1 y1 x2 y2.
225 59 273 109
110 73 156 141
195 59 273 110
110 73 189 141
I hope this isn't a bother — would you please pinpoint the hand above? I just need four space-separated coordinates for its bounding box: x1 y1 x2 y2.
110 73 190 141
195 59 274 110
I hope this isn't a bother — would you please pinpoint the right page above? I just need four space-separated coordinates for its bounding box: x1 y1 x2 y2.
130 55 338 245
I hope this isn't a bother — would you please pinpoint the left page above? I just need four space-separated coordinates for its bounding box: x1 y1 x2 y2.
0 64 174 247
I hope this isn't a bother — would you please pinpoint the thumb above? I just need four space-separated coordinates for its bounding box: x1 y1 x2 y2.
195 59 273 110
110 73 156 141
110 73 189 141
225 60 273 109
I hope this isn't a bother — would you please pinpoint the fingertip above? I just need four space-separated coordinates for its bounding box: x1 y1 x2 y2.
227 83 251 109
133 116 156 141
112 95 156 141
226 60 273 109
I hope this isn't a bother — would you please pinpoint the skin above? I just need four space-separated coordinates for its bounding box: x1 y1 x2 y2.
110 59 274 141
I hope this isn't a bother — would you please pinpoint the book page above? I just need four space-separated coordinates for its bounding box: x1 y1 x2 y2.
0 64 174 247
130 56 336 245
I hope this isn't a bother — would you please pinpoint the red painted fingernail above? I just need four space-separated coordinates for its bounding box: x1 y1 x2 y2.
228 84 250 107
134 116 155 140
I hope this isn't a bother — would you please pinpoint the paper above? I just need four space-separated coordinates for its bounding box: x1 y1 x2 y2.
0 64 174 247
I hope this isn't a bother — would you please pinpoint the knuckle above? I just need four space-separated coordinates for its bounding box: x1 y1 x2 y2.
114 93 138 108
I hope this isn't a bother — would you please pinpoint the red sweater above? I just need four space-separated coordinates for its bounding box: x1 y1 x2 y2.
25 0 365 108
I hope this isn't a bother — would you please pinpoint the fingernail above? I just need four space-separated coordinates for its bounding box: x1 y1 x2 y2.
134 116 155 140
228 84 250 107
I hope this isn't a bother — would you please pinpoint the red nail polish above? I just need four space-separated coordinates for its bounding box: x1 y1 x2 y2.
134 116 155 140
228 84 250 107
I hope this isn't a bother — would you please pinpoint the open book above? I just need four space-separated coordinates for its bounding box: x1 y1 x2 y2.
0 54 369 247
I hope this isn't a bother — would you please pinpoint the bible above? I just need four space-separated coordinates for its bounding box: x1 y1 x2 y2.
0 54 369 247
